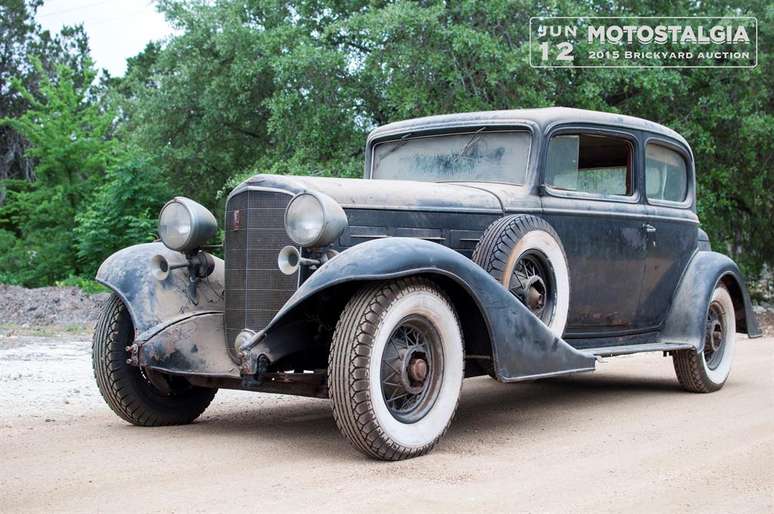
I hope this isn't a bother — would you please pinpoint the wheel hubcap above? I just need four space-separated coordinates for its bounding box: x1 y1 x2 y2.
524 275 546 312
407 354 428 383
510 252 555 323
380 316 443 423
704 302 726 369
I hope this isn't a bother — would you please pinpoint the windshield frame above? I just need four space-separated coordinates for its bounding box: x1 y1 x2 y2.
367 127 534 186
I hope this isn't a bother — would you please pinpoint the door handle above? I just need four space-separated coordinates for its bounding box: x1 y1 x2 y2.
642 223 657 233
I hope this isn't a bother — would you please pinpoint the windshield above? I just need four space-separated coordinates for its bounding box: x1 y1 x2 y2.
371 130 531 184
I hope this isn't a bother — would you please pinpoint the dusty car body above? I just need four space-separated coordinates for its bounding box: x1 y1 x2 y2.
93 107 761 460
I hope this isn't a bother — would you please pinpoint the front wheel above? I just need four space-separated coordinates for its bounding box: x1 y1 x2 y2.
672 285 736 393
92 294 217 426
328 278 464 460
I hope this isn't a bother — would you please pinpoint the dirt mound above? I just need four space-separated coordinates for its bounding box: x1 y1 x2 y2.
0 285 109 328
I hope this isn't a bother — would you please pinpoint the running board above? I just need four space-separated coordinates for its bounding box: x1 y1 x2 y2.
582 342 694 358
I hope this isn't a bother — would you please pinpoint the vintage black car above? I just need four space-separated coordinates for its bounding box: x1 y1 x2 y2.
93 107 761 460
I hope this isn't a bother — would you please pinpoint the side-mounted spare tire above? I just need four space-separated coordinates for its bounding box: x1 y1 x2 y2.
472 214 570 337
92 294 217 426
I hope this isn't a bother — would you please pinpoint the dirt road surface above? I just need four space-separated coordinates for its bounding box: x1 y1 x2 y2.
1 333 772 513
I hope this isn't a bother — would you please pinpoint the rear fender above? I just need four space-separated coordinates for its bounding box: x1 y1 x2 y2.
260 238 596 381
659 250 762 351
96 242 226 342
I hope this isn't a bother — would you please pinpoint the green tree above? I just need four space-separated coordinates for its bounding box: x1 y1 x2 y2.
1 0 92 201
115 0 773 278
75 149 172 275
120 0 278 208
0 58 115 286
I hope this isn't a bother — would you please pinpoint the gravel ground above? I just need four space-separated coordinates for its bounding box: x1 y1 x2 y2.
0 329 772 513
0 286 772 512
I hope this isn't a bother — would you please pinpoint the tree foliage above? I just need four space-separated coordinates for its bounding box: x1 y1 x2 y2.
117 0 770 275
74 150 172 273
0 58 115 285
0 0 772 287
0 0 92 195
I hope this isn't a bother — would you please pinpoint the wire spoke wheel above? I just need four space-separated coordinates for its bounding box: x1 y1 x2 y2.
703 300 727 370
672 285 736 393
380 316 444 423
509 250 556 324
328 278 464 460
472 214 570 338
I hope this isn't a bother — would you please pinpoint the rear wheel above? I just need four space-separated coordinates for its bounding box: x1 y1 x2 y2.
672 285 736 393
92 294 217 426
328 278 464 460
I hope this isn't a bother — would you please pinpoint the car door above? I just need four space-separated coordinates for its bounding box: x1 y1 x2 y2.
539 127 650 336
637 138 699 327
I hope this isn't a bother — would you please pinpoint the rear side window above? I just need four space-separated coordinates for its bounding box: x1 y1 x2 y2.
545 134 633 196
645 144 688 203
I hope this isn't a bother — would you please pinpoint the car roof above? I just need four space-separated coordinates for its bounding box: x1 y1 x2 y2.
367 107 690 149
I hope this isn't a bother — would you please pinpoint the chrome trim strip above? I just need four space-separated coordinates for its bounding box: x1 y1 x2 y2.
543 185 641 204
500 366 596 382
541 207 698 225
503 207 542 213
350 234 446 242
584 342 693 357
341 204 503 214
565 326 661 339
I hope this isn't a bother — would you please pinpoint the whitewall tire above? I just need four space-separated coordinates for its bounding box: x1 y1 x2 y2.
472 214 570 337
328 278 464 460
673 285 736 393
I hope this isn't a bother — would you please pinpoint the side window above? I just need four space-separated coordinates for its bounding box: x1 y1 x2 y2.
645 144 688 203
545 134 633 196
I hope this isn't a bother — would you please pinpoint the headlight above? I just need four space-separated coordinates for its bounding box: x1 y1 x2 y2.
158 197 217 253
284 191 348 247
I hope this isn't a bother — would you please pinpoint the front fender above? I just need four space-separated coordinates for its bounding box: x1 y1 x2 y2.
138 312 239 378
263 238 595 381
659 250 762 350
96 242 225 341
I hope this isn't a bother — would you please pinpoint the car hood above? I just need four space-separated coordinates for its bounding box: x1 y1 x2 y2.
231 174 528 213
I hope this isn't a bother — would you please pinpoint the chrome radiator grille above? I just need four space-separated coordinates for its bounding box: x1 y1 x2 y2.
224 189 298 354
